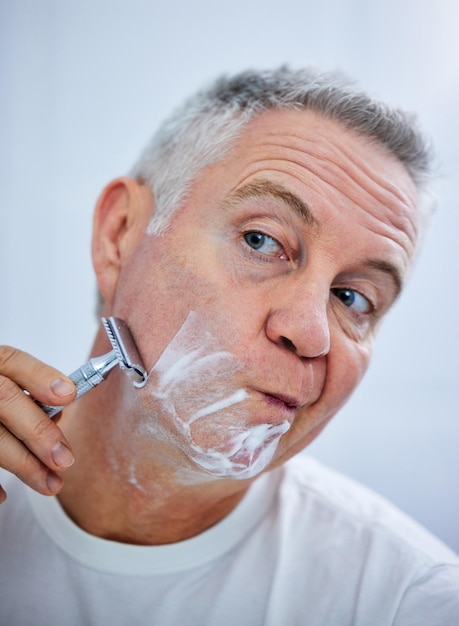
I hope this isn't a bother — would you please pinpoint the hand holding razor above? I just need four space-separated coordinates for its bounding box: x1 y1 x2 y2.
36 317 147 418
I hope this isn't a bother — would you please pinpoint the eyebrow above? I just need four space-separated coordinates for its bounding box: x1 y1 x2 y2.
225 178 404 296
364 259 403 298
224 179 320 229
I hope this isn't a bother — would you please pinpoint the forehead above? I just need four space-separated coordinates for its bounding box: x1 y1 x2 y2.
193 110 418 243
231 108 418 205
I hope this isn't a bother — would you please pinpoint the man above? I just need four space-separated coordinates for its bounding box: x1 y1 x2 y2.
0 67 458 624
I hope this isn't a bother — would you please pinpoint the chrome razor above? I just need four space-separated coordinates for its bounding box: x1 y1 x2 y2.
37 317 147 418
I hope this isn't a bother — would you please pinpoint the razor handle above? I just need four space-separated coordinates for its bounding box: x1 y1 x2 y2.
35 352 118 418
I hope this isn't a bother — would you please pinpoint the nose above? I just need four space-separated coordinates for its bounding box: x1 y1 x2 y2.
265 290 330 359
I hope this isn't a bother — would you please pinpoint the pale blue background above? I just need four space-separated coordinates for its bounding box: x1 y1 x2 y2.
1 0 458 551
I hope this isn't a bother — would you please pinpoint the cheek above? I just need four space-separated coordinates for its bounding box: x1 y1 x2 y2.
277 336 372 461
132 311 290 482
112 221 267 353
320 318 374 419
110 240 204 366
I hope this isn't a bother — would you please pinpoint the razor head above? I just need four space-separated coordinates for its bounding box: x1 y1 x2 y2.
101 317 147 388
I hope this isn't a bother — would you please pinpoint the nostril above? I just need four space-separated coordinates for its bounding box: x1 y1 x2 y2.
281 336 296 353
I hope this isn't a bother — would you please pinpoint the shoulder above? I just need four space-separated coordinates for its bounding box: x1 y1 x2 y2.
264 455 459 621
275 454 459 566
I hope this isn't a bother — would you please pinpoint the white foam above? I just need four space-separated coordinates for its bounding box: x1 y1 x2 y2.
137 311 291 483
188 388 249 424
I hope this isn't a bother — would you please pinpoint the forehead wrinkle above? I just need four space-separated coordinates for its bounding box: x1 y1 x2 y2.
275 141 417 249
222 179 320 230
256 120 415 205
250 131 418 243
324 145 418 245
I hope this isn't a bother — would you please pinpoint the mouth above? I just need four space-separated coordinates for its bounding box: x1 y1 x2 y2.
261 391 301 416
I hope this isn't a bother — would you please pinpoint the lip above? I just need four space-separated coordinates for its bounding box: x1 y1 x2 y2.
260 391 301 414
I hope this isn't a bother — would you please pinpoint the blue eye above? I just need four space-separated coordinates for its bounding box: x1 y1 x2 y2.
332 288 372 314
244 232 282 256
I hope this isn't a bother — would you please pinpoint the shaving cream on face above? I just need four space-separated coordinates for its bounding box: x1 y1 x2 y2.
138 311 291 482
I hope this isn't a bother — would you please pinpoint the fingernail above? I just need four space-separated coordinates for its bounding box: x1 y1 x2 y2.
50 378 75 397
46 471 63 492
52 442 75 468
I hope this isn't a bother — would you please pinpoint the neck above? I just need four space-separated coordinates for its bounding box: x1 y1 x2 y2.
57 370 252 545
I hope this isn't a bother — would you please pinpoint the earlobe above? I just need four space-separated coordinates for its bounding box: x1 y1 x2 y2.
91 177 154 308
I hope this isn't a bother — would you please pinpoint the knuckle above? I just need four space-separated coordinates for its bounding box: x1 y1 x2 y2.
0 345 53 387
0 424 11 446
0 374 18 399
0 425 29 473
14 451 49 491
0 424 49 490
14 446 41 475
0 375 25 415
27 417 53 444
0 345 20 369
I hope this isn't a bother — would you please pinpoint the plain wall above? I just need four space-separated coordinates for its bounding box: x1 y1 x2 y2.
1 0 458 552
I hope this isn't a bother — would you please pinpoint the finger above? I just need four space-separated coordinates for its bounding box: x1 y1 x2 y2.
0 375 75 472
0 483 6 503
0 423 65 496
0 345 76 407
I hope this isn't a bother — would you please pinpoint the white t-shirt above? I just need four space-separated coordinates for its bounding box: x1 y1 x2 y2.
0 454 458 625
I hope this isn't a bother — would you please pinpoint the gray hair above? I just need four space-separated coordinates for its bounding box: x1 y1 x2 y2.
130 66 434 236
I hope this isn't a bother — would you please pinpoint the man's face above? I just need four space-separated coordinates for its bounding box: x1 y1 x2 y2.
109 109 418 482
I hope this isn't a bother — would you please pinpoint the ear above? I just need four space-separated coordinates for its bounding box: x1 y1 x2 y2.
91 177 154 309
